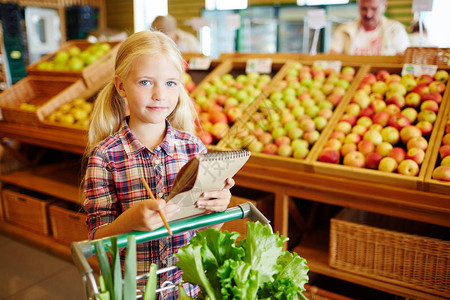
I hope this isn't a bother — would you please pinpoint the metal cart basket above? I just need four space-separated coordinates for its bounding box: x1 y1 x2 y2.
71 202 271 299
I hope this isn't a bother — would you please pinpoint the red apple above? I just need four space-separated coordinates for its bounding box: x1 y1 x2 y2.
416 121 433 136
406 136 428 151
376 70 390 82
372 111 390 126
405 92 421 108
400 125 422 144
210 122 229 140
378 157 398 172
359 107 375 118
209 111 228 124
428 81 446 93
262 143 278 155
330 131 346 143
416 74 434 85
366 152 383 169
398 159 420 176
318 148 340 163
352 124 368 136
371 99 387 113
343 151 366 168
358 140 375 156
303 130 320 144
197 131 213 145
432 166 450 181
274 136 291 147
361 73 376 85
385 104 402 117
340 113 357 126
344 133 362 145
406 147 425 165
388 147 406 163
421 91 442 104
325 138 342 151
411 84 430 97
388 114 411 130
381 126 400 145
434 70 449 83
439 144 450 159
340 143 357 157
385 93 405 108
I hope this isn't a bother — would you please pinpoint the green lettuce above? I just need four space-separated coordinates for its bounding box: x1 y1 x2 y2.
175 221 309 299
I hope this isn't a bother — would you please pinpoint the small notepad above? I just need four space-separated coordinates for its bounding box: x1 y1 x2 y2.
166 149 251 221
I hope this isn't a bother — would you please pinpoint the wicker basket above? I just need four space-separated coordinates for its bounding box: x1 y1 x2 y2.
403 47 450 66
329 208 450 298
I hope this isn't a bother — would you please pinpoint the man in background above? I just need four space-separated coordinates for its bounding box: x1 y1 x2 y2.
151 15 201 53
329 0 410 56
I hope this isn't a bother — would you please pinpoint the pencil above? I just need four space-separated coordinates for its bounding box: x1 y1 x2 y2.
141 176 173 236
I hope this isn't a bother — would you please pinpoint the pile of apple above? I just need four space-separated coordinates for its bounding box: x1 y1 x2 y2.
46 97 94 129
224 62 356 158
194 72 271 145
318 69 449 177
432 117 450 181
36 42 112 72
183 73 196 94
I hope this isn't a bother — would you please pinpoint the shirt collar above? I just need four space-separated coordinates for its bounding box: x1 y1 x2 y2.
119 118 175 159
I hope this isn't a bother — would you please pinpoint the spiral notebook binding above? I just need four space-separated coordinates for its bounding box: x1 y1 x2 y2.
198 149 250 161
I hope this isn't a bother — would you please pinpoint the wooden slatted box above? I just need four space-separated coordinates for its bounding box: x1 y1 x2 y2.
49 201 88 244
2 186 55 235
330 208 450 298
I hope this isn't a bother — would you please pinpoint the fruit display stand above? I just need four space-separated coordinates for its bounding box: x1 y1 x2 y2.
0 54 449 300
310 64 450 190
26 40 121 88
0 75 85 125
217 60 368 172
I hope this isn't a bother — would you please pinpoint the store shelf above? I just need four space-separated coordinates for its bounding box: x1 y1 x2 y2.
0 163 81 204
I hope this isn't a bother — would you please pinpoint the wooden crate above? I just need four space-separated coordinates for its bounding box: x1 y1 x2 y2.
26 40 120 88
49 201 88 244
218 60 368 172
423 105 450 194
0 76 84 125
39 71 111 133
311 64 450 190
2 187 55 235
220 192 274 240
330 208 450 298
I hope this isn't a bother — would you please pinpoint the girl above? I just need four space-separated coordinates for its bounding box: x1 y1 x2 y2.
83 30 234 298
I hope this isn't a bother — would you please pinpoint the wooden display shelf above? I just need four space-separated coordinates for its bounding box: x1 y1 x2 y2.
0 163 81 204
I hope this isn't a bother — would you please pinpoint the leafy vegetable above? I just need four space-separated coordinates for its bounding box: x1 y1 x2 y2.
123 235 136 299
175 221 309 299
143 263 157 300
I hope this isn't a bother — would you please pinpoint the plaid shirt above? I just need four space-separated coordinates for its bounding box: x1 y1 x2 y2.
84 119 206 298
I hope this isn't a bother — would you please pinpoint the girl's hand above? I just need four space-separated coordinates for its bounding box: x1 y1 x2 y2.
196 177 235 212
127 200 180 231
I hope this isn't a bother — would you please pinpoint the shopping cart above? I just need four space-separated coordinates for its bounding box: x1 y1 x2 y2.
71 202 271 299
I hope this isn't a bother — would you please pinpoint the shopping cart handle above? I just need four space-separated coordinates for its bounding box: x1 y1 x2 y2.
71 202 270 275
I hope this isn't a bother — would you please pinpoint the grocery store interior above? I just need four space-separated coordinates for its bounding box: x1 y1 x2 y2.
0 0 449 300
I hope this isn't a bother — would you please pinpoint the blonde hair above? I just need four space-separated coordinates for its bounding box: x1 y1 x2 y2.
86 30 196 155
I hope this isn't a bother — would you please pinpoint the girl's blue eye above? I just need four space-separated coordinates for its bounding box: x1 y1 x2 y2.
140 80 150 86
167 81 176 87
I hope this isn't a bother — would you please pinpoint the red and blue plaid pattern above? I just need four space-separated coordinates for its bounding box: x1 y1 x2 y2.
84 119 205 298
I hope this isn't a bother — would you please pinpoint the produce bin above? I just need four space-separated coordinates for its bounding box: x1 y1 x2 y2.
0 75 84 125
26 40 121 88
311 64 450 190
330 208 450 298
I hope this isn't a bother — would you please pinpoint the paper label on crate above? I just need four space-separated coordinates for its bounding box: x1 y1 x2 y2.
412 0 434 12
313 60 342 72
246 58 272 74
307 9 327 29
188 57 212 70
401 64 437 77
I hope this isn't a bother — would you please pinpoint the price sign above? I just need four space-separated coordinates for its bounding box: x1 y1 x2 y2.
246 58 272 74
307 9 326 29
412 0 434 12
313 60 342 72
188 57 212 70
401 64 438 77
